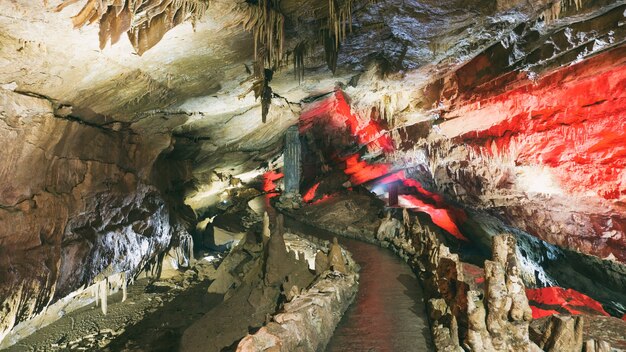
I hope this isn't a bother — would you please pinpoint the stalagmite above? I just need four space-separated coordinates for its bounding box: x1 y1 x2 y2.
315 250 330 274
402 208 411 229
122 272 127 303
262 211 271 246
265 214 290 286
583 339 611 352
100 279 108 315
328 237 347 274
94 281 100 307
484 235 533 351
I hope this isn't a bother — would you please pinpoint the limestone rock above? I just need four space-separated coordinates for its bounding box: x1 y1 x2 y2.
376 212 404 242
264 218 290 286
328 238 347 274
262 211 271 247
583 339 611 352
315 250 330 274
537 315 584 352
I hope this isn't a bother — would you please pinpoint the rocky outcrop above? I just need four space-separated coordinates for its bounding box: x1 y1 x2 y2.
181 214 317 352
410 223 617 352
236 270 358 352
412 227 535 350
0 88 192 344
534 315 584 351
236 238 358 352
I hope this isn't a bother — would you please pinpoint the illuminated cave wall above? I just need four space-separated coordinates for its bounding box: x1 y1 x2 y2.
296 41 626 318
431 43 626 262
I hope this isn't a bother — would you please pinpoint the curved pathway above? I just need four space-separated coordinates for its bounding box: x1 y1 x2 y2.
250 197 434 352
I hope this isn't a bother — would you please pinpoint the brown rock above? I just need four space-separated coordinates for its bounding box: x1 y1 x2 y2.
315 250 330 274
328 238 347 274
537 315 584 352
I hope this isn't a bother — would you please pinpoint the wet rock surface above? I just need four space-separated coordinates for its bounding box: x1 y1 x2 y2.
180 212 355 352
1 259 220 352
287 191 626 351
0 88 193 343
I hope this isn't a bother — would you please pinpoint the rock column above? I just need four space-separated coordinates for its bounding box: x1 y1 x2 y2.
283 125 301 196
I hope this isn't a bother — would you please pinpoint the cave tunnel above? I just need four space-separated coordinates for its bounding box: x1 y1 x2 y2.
1 0 625 351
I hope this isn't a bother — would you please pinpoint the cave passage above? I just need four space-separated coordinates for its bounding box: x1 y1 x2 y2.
2 0 626 351
250 196 434 351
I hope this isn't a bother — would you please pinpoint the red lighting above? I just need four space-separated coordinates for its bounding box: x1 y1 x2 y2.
458 49 626 202
300 91 394 154
299 90 468 241
263 171 283 193
344 154 390 185
303 182 320 202
399 195 468 241
526 287 609 319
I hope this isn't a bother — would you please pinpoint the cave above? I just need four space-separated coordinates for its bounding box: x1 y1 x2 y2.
1 0 625 351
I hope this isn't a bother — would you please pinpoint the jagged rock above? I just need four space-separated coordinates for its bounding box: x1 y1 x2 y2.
428 299 462 351
264 218 290 286
237 256 358 352
483 235 533 351
583 339 611 352
465 290 495 351
376 212 404 241
315 250 330 274
328 238 347 274
402 208 411 229
536 315 584 352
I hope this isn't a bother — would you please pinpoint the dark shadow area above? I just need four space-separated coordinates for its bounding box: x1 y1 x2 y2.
104 280 223 352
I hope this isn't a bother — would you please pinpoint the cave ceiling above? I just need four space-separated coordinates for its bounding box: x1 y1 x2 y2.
0 0 622 195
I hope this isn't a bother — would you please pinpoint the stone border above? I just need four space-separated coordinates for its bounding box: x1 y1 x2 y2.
236 269 358 351
235 227 359 352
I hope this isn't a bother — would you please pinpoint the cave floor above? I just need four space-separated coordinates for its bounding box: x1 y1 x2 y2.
286 217 435 351
250 195 434 351
4 261 221 352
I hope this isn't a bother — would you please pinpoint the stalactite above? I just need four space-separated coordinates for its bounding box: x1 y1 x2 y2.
542 1 562 24
241 0 285 70
327 0 352 50
541 0 583 24
293 41 308 83
176 232 195 268
323 32 339 73
57 0 209 54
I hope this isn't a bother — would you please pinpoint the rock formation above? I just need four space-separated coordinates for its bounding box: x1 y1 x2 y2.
183 212 316 351
1 0 626 348
0 88 193 342
535 315 584 352
412 228 538 351
376 212 405 242
315 250 330 274
328 237 348 274
262 211 271 246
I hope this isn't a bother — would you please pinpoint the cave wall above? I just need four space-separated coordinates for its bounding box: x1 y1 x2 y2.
0 88 192 342
421 43 626 263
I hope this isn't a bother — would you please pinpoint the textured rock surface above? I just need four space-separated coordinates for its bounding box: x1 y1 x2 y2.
0 88 191 342
236 248 358 352
2 0 626 347
180 215 316 352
